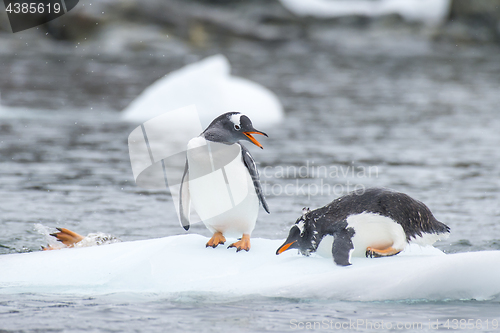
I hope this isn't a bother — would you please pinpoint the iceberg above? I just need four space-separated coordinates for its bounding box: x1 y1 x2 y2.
121 55 284 128
1 234 499 301
280 0 451 26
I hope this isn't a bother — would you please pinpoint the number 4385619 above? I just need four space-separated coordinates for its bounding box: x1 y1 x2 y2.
444 319 499 330
6 2 61 14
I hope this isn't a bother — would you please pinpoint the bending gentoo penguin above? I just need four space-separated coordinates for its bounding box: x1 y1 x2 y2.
42 228 120 250
179 112 270 252
276 188 450 266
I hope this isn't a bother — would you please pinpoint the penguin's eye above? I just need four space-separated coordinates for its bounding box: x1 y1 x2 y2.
234 124 241 130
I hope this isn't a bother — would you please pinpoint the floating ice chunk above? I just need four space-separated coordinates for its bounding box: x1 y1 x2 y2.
1 234 500 301
121 55 284 128
280 0 451 26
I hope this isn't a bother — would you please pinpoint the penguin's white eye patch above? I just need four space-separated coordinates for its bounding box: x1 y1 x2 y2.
234 124 241 130
296 220 305 235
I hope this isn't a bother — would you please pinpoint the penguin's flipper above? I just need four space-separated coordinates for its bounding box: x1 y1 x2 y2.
179 159 191 231
240 144 270 214
331 227 356 266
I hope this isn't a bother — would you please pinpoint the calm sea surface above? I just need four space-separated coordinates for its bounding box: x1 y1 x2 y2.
1 29 500 332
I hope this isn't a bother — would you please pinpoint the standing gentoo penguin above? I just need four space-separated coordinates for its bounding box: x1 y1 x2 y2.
276 188 450 265
179 112 270 251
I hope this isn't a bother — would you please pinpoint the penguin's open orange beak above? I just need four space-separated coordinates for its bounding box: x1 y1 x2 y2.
243 131 268 149
276 240 297 255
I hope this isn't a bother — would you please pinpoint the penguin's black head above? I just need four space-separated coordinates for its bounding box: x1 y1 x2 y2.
276 207 318 256
202 112 268 149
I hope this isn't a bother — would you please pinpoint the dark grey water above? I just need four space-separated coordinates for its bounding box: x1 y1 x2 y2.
1 294 500 333
1 30 500 332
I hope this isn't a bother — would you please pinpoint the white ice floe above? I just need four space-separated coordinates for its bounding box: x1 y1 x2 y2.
121 55 284 128
1 234 499 301
280 0 451 26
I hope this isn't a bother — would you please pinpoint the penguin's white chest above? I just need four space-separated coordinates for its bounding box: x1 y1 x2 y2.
186 137 259 236
315 212 407 258
347 212 407 257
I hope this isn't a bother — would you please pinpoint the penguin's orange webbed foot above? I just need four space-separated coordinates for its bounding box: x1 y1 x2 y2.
228 234 251 252
366 246 402 258
206 232 226 248
50 228 85 248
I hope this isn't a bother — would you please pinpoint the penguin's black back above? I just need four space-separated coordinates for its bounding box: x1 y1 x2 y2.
311 188 449 241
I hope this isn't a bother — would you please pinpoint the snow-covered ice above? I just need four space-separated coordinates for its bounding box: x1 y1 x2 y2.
121 55 284 128
280 0 451 26
1 234 499 301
